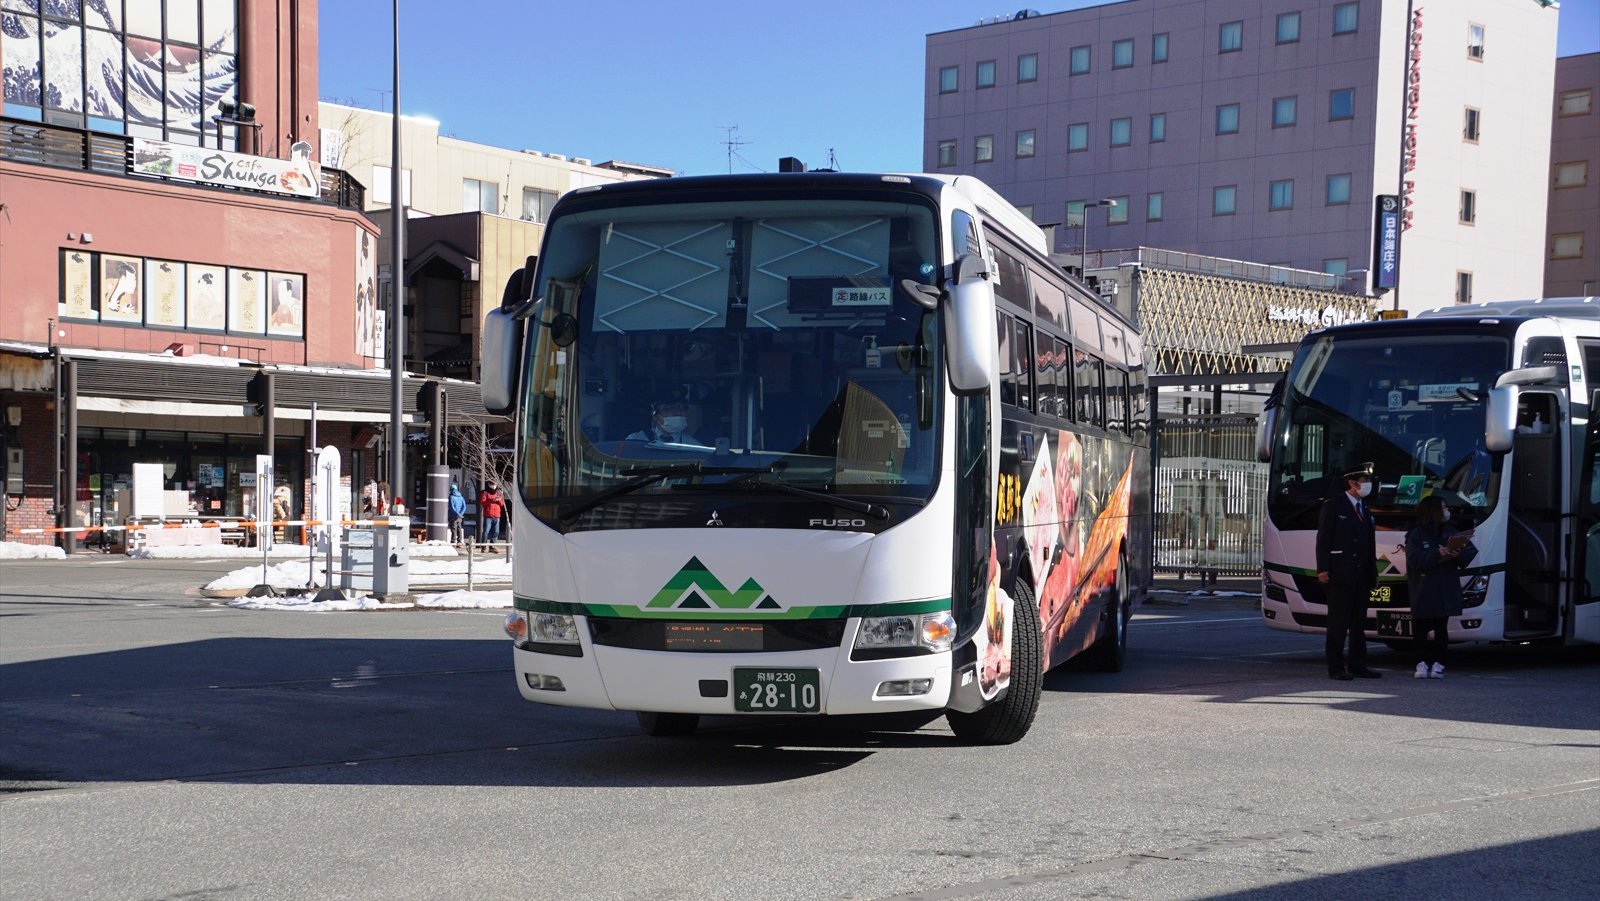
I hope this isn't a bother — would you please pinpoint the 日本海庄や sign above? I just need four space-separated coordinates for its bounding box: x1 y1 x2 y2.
131 139 321 199
1373 194 1400 292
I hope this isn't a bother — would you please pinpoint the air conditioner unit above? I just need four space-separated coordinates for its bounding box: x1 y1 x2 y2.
545 153 567 162
573 157 592 166
1098 281 1119 298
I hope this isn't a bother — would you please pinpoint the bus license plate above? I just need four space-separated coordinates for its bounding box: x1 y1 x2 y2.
1377 611 1413 638
733 668 820 713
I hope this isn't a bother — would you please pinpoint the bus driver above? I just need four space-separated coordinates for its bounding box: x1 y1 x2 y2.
627 399 701 446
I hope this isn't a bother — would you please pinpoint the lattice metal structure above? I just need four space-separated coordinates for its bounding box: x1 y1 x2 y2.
1132 266 1375 377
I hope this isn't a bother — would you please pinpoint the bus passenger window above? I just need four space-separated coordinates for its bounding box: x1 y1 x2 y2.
1076 350 1104 427
1036 335 1056 418
997 313 1017 407
1015 322 1034 412
1055 338 1074 420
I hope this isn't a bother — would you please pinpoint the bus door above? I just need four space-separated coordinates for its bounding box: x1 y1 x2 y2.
1504 391 1564 638
1579 391 1600 609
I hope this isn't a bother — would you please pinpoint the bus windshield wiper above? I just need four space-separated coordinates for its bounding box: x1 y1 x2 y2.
713 473 892 522
558 462 759 522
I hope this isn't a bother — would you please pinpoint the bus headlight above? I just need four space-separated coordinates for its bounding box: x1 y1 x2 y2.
854 611 956 653
529 612 582 644
1461 575 1489 608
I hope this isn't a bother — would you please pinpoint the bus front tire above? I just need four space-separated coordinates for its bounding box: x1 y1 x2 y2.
636 712 700 737
946 578 1043 745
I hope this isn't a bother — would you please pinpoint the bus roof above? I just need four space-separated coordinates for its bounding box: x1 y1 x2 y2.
1416 297 1599 320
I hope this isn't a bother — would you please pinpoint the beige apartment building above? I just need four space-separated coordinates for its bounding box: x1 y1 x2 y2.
1545 52 1599 298
316 102 669 379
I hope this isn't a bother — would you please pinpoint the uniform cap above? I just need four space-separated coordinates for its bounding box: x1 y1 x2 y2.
1342 463 1375 481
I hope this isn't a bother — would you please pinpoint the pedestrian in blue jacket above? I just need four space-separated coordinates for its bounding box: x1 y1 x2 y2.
448 483 467 544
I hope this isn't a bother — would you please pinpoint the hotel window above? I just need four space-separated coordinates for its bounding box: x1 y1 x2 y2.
976 60 996 88
1324 259 1349 276
1326 173 1352 205
1459 189 1476 225
1219 21 1243 53
1333 2 1359 35
1147 192 1164 222
1066 200 1086 227
1150 112 1167 142
1272 96 1298 127
975 135 994 163
1269 180 1294 210
463 178 498 214
1456 271 1473 304
1017 205 1035 221
1016 129 1036 158
1112 39 1134 69
1152 32 1169 63
1216 103 1240 135
1109 117 1132 147
1277 12 1301 44
1463 106 1480 142
939 66 958 93
1550 233 1584 260
1558 88 1592 117
937 140 956 167
1068 123 1089 152
1213 185 1237 216
1070 45 1091 74
521 188 557 223
1329 88 1355 121
1467 23 1485 60
1107 196 1130 225
1554 161 1589 189
1018 53 1038 83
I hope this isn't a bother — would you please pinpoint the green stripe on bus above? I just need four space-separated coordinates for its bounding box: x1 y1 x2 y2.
515 595 950 620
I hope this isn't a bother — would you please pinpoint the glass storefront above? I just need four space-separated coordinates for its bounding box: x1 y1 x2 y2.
77 427 303 532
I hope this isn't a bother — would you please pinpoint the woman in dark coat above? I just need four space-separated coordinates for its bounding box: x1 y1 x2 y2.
1405 495 1477 679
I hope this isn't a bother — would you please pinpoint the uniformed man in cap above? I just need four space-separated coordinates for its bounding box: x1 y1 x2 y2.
1316 463 1382 680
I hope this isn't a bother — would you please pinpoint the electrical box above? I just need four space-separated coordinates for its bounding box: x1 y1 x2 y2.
4 447 21 494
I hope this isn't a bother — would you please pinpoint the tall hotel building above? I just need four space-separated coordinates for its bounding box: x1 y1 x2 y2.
924 0 1561 314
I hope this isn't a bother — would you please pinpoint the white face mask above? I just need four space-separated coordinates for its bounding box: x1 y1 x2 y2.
1357 481 1373 498
660 415 688 435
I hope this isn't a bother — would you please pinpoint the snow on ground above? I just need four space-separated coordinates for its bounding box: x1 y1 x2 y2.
0 541 66 560
228 588 511 612
132 539 467 560
205 555 512 591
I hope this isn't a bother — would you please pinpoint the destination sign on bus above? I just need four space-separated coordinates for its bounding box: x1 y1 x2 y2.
1417 382 1479 402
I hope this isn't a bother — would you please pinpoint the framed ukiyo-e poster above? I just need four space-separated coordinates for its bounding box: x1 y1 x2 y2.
266 272 305 338
228 268 266 335
187 265 227 331
99 254 144 323
144 260 186 329
59 249 98 321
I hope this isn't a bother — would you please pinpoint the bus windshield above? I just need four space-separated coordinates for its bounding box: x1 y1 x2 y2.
1268 330 1510 529
519 194 943 530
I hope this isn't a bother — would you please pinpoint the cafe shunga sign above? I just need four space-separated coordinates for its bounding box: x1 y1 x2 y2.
132 139 320 199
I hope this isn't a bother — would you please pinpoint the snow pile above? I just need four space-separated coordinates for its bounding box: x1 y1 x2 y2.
0 541 67 560
206 560 323 591
228 588 511 612
130 543 311 560
206 554 512 592
408 541 461 558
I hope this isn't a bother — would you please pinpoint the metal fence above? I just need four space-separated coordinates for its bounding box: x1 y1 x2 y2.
1154 415 1267 579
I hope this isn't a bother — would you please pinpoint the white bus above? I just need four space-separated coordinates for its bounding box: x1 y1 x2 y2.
481 173 1151 743
1258 298 1600 647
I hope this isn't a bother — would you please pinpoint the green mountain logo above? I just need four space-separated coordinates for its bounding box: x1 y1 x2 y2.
647 557 782 611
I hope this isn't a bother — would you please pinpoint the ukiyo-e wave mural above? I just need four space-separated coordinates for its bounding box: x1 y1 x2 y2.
4 1 237 145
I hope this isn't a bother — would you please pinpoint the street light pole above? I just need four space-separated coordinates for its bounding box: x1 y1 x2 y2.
388 0 406 511
1080 198 1117 275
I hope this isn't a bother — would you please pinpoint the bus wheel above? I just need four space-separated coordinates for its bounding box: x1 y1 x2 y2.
636 712 700 737
946 578 1043 745
1086 552 1130 672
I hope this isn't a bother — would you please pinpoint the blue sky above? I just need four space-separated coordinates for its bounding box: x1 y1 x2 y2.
318 0 1600 178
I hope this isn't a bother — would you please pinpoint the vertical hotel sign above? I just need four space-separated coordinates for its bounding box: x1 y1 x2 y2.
1401 6 1423 231
1373 195 1400 291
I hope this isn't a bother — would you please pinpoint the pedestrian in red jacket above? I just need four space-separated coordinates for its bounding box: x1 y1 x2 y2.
479 481 505 550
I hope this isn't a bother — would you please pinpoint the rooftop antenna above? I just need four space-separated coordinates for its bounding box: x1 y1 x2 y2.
369 87 392 113
827 148 839 171
720 125 751 174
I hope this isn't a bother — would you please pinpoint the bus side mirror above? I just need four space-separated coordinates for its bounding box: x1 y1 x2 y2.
1485 385 1515 453
1254 406 1277 462
481 307 522 416
943 252 995 395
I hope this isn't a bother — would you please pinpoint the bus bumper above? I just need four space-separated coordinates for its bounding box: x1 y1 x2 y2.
512 643 953 716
